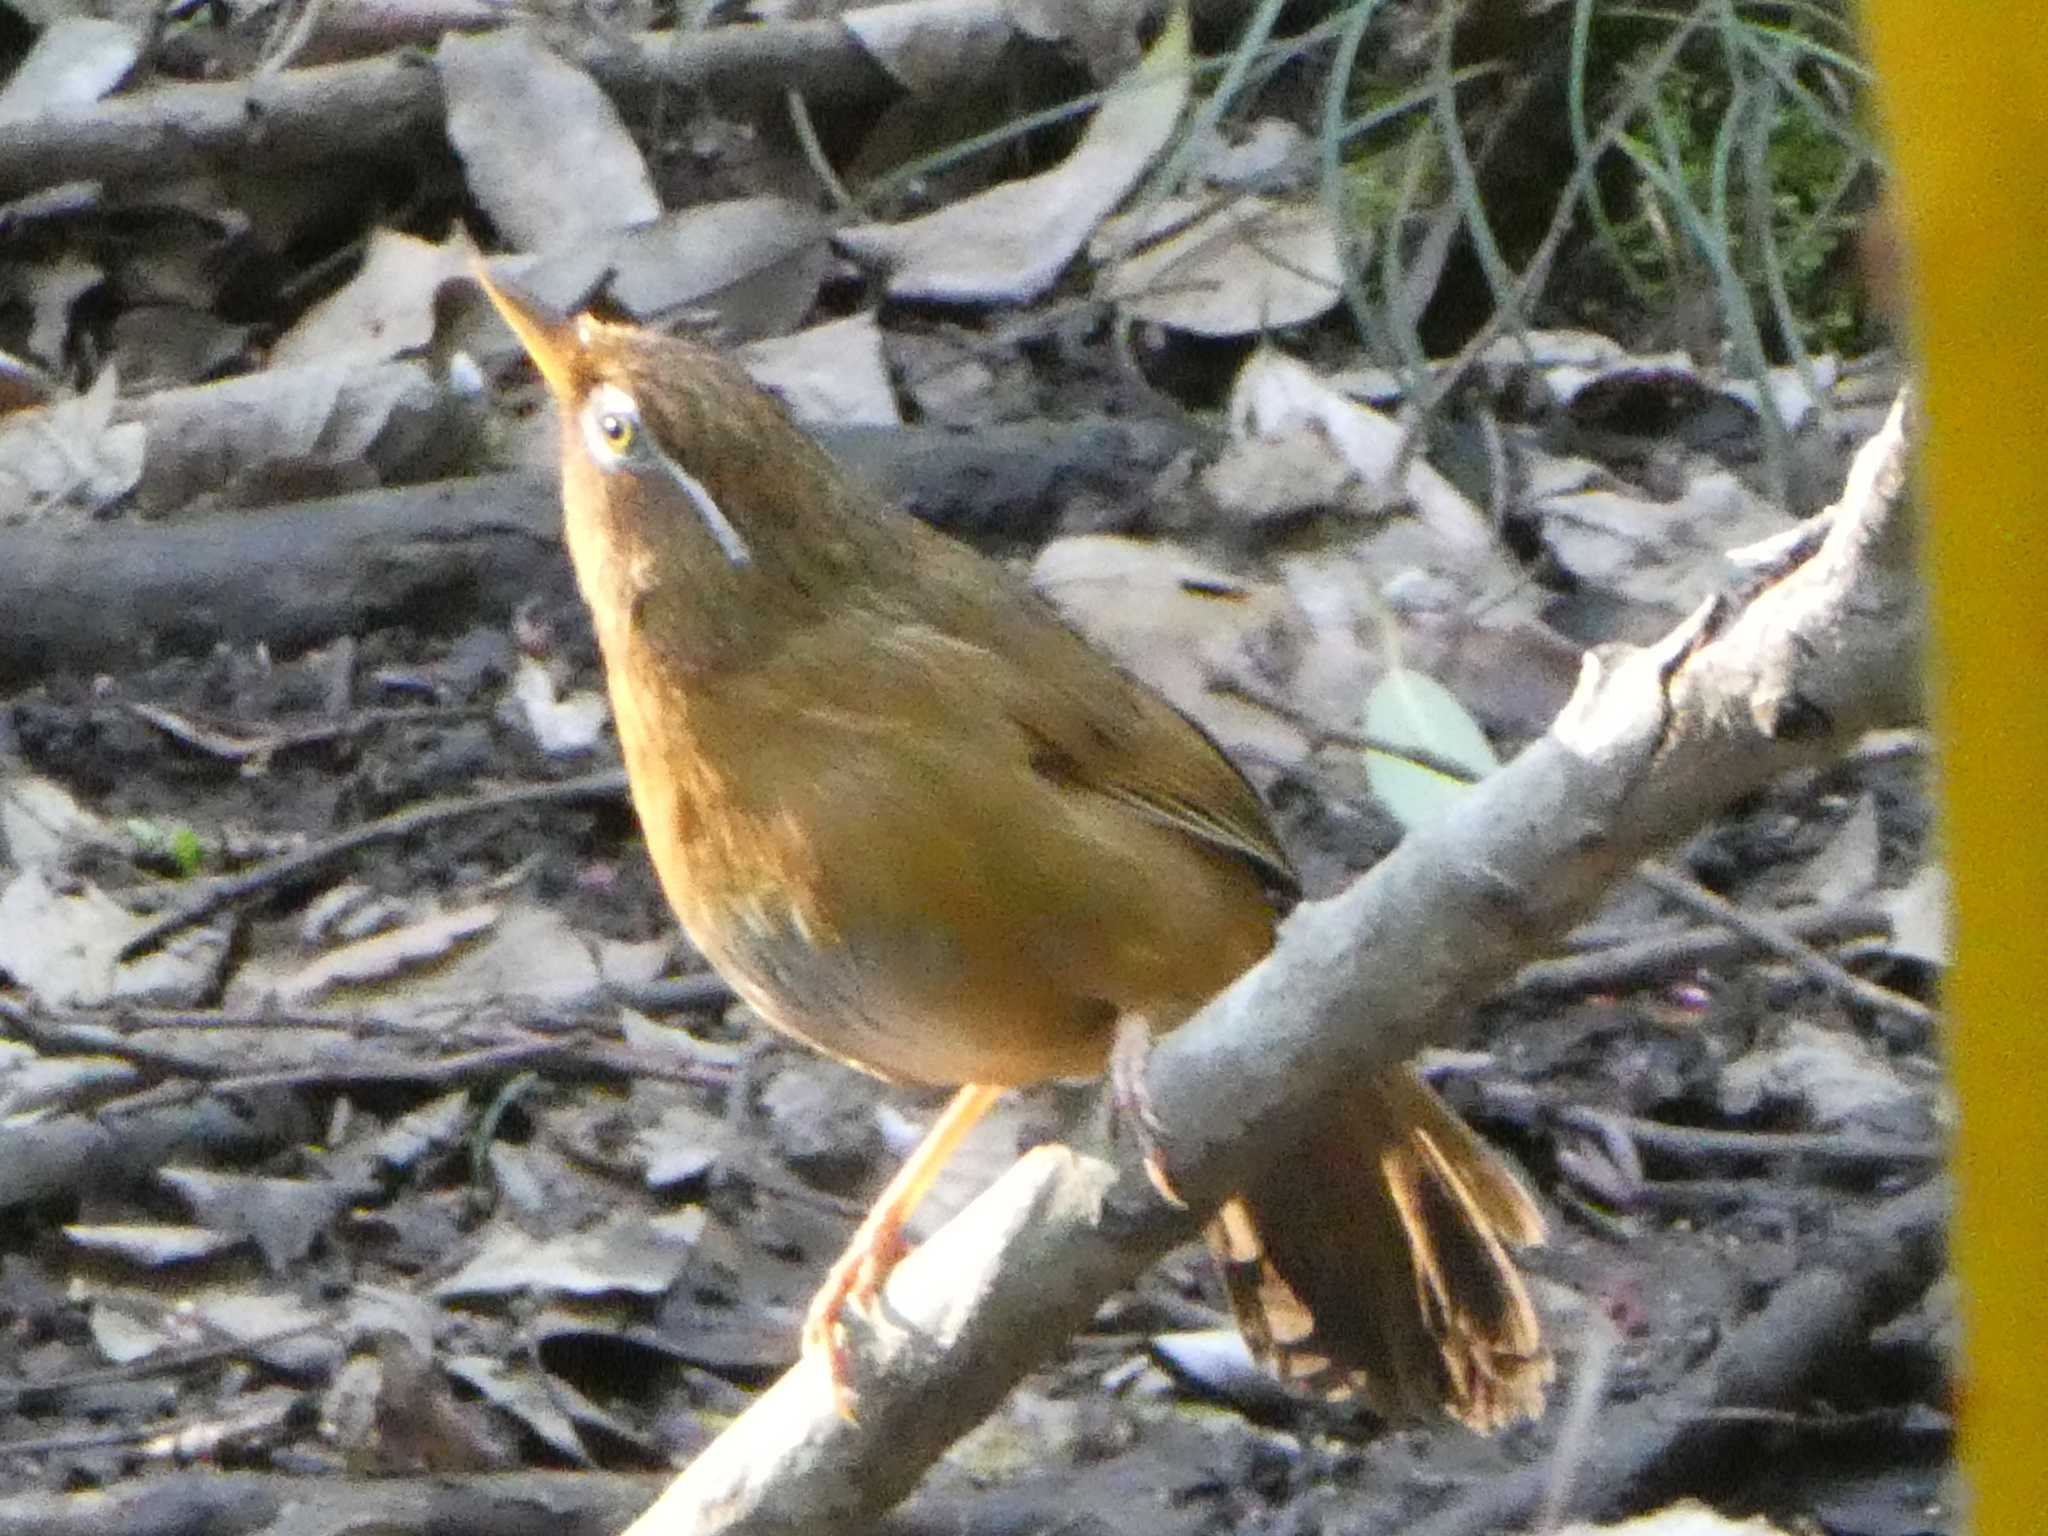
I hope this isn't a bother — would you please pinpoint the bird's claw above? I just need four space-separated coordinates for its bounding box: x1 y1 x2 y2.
802 1221 909 1419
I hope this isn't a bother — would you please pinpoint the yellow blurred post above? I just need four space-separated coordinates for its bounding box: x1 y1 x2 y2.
1858 9 2048 1527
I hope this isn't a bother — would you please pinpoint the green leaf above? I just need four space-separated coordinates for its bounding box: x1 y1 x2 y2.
1362 667 1499 831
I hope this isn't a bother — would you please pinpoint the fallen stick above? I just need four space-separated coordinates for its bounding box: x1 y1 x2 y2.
0 418 1196 685
0 23 894 202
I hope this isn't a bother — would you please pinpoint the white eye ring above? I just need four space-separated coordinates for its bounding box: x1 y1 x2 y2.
581 383 642 464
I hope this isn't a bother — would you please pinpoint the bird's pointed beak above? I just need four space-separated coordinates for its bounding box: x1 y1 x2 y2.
473 262 583 400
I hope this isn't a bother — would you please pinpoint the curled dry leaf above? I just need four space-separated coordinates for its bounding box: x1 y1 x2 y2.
229 901 606 1023
438 28 659 251
1218 347 1494 549
1095 193 1342 337
837 4 1190 305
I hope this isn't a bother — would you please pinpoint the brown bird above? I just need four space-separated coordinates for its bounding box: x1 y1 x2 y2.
476 268 1551 1430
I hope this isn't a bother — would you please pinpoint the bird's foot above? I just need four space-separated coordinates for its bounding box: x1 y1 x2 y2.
802 1215 910 1419
1109 1015 1186 1209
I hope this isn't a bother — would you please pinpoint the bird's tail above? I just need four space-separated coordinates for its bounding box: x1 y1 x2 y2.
1208 1067 1552 1431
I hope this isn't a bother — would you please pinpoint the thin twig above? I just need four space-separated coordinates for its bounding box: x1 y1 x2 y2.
116 771 629 961
1631 862 1936 1030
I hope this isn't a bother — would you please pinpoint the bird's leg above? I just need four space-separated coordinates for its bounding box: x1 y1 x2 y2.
803 1081 1004 1416
1109 1015 1186 1209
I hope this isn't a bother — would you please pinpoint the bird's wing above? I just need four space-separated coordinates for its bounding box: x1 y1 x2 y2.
875 539 1299 902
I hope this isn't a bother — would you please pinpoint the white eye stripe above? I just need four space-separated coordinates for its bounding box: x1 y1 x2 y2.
578 382 751 569
651 445 752 568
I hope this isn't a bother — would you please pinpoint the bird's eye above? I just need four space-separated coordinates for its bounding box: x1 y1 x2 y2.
582 384 643 466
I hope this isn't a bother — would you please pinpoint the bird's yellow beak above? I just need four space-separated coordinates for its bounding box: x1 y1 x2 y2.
472 262 583 400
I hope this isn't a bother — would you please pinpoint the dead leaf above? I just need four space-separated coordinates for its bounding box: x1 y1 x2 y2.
508 656 610 757
0 366 145 524
0 1053 141 1118
1096 193 1342 336
1534 471 1793 629
1220 347 1493 550
262 903 503 1005
231 901 606 1022
106 303 252 391
1803 794 1882 907
439 29 659 251
64 1223 245 1267
1553 1502 1792 1535
738 311 902 427
0 868 226 1007
1719 1019 1920 1130
1030 533 1307 769
841 0 1015 94
20 251 103 369
0 769 118 868
443 1353 591 1463
838 4 1190 305
435 1209 706 1300
1882 864 1949 966
0 17 140 121
273 228 474 369
159 1168 354 1272
125 359 470 516
606 197 832 340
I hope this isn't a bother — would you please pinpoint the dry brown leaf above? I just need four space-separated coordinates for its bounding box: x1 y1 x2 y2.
1096 193 1342 336
1220 347 1494 550
273 229 474 369
605 197 831 339
838 4 1189 305
439 28 659 250
841 0 1015 93
738 311 902 427
0 16 139 121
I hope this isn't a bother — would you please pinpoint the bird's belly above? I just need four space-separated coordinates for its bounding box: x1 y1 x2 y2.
691 896 1119 1088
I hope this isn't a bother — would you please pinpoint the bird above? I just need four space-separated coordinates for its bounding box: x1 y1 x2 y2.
474 266 1552 1430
